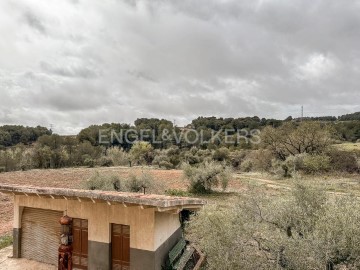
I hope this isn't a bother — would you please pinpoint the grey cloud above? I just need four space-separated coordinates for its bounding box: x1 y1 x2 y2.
40 61 99 79
0 0 359 134
127 70 157 82
23 10 46 34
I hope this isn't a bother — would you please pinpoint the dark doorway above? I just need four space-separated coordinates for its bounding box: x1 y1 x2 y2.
111 224 130 270
72 219 88 270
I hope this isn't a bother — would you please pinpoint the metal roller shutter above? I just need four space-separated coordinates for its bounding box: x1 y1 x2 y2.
21 207 62 265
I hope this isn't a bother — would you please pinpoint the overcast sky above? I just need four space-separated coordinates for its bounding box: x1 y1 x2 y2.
1 0 360 134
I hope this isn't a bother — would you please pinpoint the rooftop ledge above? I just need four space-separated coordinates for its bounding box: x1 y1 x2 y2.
0 184 206 212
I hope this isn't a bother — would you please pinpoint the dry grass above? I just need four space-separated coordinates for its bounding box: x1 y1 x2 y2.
333 142 360 153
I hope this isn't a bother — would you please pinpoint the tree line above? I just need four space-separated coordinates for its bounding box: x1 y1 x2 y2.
0 112 359 172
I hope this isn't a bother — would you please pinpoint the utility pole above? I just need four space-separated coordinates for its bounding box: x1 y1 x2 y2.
301 106 304 121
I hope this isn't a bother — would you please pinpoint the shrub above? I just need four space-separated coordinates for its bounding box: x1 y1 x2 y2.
152 150 174 169
0 235 13 250
107 147 129 166
75 142 102 165
188 185 360 269
165 189 190 197
84 158 95 168
284 153 306 172
167 146 181 167
184 151 201 165
240 159 253 172
126 174 143 192
272 153 308 177
212 147 230 161
98 156 114 167
124 171 161 194
183 161 231 193
327 149 359 173
303 154 331 174
159 160 174 170
83 172 121 191
247 149 273 171
270 158 287 177
229 150 248 169
129 141 154 165
82 170 163 194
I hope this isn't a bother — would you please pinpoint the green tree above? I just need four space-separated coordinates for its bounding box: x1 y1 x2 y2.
261 122 333 160
212 147 230 161
129 141 154 165
189 185 360 269
183 161 231 193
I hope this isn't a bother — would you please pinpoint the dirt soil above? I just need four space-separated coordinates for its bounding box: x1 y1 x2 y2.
0 166 185 236
0 166 249 236
1 167 358 237
0 246 56 269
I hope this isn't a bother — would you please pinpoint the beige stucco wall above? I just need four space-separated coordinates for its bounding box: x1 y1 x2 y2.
14 195 180 252
154 212 181 250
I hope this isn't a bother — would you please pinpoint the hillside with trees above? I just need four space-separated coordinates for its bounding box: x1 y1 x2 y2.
0 112 359 173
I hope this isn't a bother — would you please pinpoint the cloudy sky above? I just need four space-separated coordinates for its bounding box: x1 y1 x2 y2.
1 0 360 134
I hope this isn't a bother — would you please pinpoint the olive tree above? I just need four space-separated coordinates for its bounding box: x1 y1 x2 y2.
182 161 231 193
261 122 333 160
129 141 154 165
188 185 360 269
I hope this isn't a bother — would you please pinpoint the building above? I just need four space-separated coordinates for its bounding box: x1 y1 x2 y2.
0 184 205 270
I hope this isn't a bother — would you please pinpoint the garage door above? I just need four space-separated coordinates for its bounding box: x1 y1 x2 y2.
21 207 62 265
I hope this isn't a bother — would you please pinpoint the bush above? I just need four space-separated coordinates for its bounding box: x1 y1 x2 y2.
184 150 201 165
327 149 359 173
0 235 13 250
152 150 174 169
240 159 253 172
98 156 114 167
284 153 306 172
124 171 160 193
272 153 308 177
183 161 231 193
84 158 95 168
158 160 174 170
188 185 360 269
83 171 163 194
303 154 331 174
229 150 248 169
83 172 121 191
107 147 129 166
246 149 273 172
165 189 190 197
212 147 230 161
129 141 154 165
126 174 143 192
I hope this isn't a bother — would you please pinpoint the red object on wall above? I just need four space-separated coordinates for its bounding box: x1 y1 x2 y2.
58 244 72 270
58 214 73 270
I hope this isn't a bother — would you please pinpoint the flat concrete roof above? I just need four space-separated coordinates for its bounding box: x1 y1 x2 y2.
0 184 206 210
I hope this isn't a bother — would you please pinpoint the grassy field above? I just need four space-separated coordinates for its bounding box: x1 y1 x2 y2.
333 142 360 153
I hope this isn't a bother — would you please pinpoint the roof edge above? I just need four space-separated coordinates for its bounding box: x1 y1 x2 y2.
0 184 206 208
